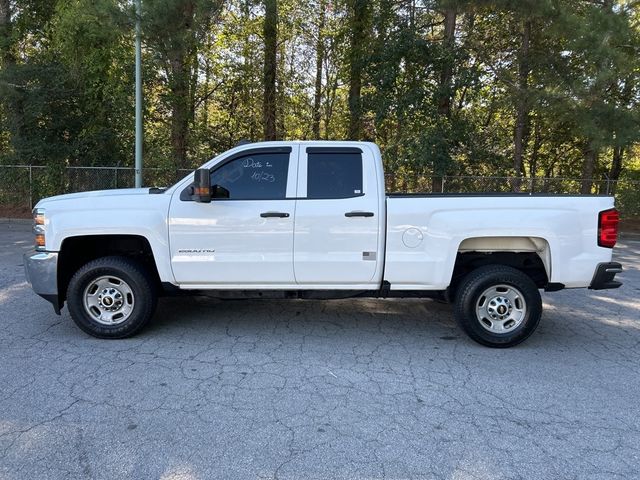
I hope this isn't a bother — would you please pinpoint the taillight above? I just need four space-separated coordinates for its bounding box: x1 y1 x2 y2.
598 208 619 248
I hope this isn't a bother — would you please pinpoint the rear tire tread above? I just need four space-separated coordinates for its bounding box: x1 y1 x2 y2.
454 264 542 348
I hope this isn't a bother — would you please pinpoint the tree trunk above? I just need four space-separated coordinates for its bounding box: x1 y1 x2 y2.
312 0 326 139
263 0 278 141
581 144 597 194
513 19 531 190
432 6 457 193
324 73 338 140
607 146 624 194
528 117 541 192
607 76 633 191
437 7 457 118
0 0 13 66
0 0 25 164
529 118 541 176
580 0 613 194
348 0 368 140
166 0 195 171
202 17 212 130
609 146 624 181
169 55 191 170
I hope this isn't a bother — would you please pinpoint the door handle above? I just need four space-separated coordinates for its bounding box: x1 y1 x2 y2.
345 211 374 218
260 211 290 218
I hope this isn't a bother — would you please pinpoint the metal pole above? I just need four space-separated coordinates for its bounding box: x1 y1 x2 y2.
28 166 33 210
134 0 143 188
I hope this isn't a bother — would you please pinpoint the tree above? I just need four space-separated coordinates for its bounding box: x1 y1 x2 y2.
433 0 460 191
263 0 278 140
546 0 640 192
143 0 224 170
512 18 531 185
312 0 327 139
436 3 457 119
347 0 369 140
0 0 639 201
0 0 13 66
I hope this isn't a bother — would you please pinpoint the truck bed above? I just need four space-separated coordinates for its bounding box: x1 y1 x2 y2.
383 194 615 289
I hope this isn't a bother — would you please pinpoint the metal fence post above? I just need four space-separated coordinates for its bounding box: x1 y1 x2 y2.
441 175 446 193
28 166 33 211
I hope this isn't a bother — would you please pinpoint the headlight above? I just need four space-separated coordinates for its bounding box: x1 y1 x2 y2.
33 208 46 250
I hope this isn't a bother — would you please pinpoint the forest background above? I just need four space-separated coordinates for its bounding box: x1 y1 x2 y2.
1 0 639 216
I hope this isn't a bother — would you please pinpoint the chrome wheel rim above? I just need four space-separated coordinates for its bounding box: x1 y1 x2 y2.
83 276 135 326
475 284 527 334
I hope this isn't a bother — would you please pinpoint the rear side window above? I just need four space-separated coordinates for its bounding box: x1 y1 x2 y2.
307 150 363 199
210 152 289 200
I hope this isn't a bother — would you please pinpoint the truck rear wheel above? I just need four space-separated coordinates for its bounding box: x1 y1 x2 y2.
454 265 542 348
67 256 157 339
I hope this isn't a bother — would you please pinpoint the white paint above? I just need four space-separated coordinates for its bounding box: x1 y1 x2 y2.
292 142 385 285
35 141 616 292
402 228 424 248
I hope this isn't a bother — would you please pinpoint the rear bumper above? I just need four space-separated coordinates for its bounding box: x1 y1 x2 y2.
589 262 623 290
23 251 61 314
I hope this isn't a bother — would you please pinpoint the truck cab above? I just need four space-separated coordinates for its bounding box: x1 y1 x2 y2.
169 142 386 289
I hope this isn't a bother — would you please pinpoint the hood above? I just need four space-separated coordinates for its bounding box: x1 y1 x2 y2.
38 188 154 204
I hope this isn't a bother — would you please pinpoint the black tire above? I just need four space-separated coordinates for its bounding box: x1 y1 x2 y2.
454 265 542 348
67 256 157 339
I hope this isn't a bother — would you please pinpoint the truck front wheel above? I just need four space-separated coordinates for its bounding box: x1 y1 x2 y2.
454 265 542 348
67 256 157 339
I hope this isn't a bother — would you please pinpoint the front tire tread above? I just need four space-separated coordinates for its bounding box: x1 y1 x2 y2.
67 256 157 339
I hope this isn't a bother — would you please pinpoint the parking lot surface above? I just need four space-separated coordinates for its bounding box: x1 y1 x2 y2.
1 220 639 480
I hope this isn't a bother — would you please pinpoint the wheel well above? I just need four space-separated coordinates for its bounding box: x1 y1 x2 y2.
449 251 549 299
58 235 160 305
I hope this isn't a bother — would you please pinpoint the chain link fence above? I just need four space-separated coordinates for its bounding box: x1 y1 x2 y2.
1 165 640 220
384 174 640 224
0 165 192 216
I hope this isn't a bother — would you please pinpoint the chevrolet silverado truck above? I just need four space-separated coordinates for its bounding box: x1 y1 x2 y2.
24 141 623 347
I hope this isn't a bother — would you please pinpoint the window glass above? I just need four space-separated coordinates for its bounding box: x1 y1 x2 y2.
210 152 289 199
307 152 363 199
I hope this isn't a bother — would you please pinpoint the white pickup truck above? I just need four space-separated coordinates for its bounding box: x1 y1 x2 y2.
24 141 622 347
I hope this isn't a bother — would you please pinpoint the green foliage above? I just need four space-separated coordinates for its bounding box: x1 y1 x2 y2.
0 0 638 187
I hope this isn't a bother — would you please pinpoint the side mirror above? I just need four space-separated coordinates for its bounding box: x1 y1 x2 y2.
193 168 211 203
212 184 230 199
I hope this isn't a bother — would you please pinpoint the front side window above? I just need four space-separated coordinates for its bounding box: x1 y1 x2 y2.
307 150 363 199
210 152 289 200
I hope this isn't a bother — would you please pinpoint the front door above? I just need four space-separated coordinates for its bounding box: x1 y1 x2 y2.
169 146 298 287
293 146 381 286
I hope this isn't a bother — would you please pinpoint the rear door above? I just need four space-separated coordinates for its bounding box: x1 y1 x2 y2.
293 146 382 286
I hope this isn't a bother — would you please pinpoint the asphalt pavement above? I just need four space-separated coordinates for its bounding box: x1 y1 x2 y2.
1 219 639 479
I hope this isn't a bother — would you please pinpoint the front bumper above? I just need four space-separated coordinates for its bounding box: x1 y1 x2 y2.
589 262 623 290
24 251 61 314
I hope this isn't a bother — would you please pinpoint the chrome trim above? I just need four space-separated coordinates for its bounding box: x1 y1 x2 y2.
475 284 527 334
24 251 58 296
83 275 135 325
